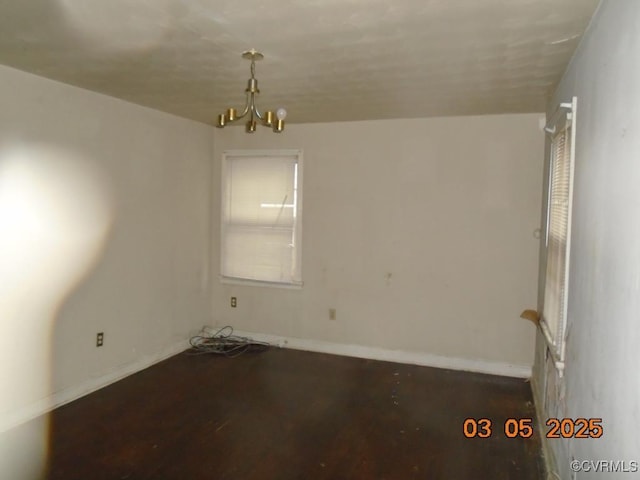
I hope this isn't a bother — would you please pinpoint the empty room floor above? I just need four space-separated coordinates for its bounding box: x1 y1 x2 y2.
45 348 544 479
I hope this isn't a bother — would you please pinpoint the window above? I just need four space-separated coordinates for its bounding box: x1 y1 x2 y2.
541 97 577 371
221 150 303 287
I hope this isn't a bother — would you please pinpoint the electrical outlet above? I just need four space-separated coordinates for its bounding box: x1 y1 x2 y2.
329 308 336 320
96 332 104 347
231 297 237 308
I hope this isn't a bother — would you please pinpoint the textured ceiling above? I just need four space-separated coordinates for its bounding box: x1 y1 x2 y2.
0 0 599 125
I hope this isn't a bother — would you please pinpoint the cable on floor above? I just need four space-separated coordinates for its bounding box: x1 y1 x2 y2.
187 326 269 358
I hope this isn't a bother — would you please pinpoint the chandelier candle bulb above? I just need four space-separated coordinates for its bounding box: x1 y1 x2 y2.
215 49 285 133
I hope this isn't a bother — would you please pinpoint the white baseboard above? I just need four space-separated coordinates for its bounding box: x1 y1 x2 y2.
233 329 532 379
1 339 189 434
1 333 532 434
531 374 558 479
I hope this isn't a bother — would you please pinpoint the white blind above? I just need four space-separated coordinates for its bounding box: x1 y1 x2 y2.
543 123 573 349
221 151 302 285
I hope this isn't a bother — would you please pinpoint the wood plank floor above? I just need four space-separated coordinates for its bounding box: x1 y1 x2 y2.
46 348 544 479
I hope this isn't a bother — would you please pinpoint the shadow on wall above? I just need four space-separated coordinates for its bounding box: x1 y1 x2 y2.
0 144 112 479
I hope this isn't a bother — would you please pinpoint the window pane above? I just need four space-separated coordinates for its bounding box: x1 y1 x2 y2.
221 151 302 286
223 227 294 283
227 156 295 227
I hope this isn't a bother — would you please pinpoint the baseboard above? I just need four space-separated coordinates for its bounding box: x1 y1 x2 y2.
1 339 189 434
531 374 558 479
2 332 532 434
233 329 532 379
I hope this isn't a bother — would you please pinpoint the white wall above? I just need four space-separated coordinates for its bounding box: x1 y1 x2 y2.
532 1 640 478
0 64 211 478
212 114 543 373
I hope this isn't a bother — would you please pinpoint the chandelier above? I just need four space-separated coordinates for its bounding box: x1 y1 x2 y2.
215 49 287 133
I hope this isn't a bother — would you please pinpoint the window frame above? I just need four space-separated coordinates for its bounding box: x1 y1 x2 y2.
220 149 303 289
541 96 577 375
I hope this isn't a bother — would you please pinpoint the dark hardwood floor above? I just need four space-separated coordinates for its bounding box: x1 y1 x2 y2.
46 348 544 479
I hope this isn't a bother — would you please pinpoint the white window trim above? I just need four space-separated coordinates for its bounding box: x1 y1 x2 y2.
541 96 577 376
220 149 304 288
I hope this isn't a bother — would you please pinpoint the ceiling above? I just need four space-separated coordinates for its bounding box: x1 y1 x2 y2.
0 0 599 126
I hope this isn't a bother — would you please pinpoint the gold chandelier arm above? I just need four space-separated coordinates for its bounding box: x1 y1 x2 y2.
222 94 251 125
235 93 251 119
253 101 264 121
